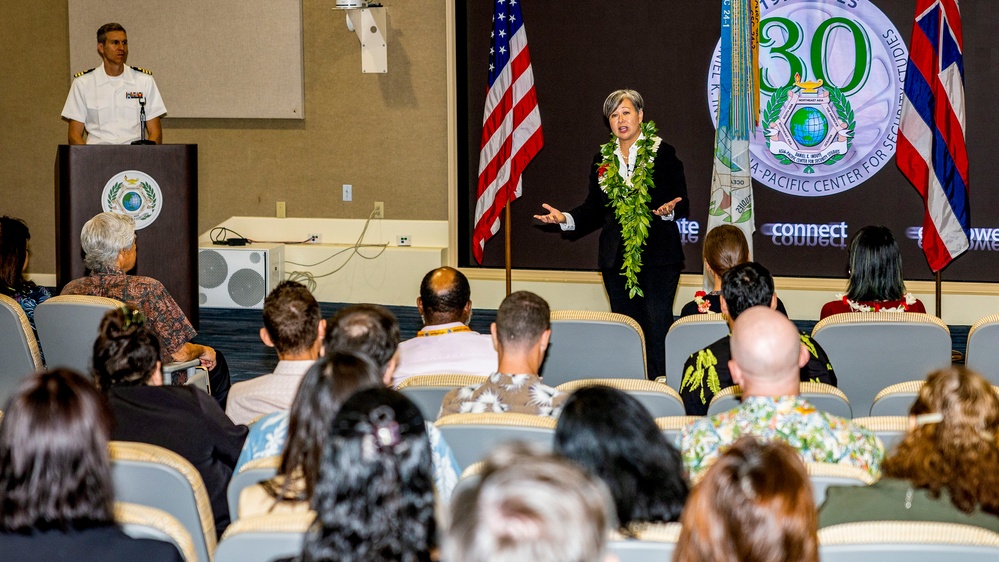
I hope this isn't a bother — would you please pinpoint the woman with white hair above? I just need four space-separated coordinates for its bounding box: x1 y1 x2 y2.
61 212 231 406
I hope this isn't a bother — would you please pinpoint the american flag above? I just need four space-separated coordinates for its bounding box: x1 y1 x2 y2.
897 0 969 272
472 0 543 264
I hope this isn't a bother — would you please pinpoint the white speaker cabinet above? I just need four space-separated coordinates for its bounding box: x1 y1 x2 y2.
198 244 285 309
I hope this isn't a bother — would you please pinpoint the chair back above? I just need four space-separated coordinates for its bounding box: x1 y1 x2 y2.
227 455 281 522
664 314 728 390
435 413 557 471
966 314 999 386
397 374 489 421
707 383 852 418
109 441 217 562
556 378 685 418
34 294 121 373
539 311 646 387
116 502 198 562
607 522 681 562
806 462 874 505
214 511 314 562
0 294 43 405
852 416 909 451
811 313 951 416
870 381 924 416
655 416 703 444
819 521 999 562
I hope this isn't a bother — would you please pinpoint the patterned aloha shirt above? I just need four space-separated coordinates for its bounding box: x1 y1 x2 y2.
677 395 884 482
440 372 567 418
10 284 51 335
61 265 196 361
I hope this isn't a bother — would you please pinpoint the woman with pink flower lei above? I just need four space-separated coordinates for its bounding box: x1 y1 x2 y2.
534 89 689 380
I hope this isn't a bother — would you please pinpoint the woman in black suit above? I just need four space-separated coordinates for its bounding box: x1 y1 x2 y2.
0 369 182 562
535 89 689 380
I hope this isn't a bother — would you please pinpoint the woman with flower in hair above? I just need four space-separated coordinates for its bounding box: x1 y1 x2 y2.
535 89 689 380
819 366 999 531
820 225 926 319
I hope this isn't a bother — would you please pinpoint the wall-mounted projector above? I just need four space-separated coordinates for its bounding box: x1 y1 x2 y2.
335 0 368 8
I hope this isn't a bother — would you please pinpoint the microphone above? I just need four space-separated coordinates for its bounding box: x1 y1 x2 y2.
131 95 156 145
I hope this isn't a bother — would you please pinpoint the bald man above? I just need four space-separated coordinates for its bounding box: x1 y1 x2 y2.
392 267 497 386
677 306 883 481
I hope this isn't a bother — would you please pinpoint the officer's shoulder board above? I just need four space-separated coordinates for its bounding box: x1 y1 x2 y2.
130 66 153 75
73 67 96 78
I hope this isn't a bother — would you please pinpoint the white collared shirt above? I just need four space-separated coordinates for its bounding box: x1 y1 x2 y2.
62 64 167 144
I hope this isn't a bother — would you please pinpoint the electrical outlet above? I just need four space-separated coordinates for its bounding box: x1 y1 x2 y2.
397 235 411 247
342 184 352 201
373 201 384 218
307 233 322 244
276 201 286 218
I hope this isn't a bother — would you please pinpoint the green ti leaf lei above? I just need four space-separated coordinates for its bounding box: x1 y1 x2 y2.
597 121 661 298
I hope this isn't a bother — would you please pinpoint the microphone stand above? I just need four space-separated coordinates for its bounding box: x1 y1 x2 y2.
131 97 156 145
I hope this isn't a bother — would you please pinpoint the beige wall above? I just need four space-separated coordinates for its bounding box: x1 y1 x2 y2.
1 1 449 274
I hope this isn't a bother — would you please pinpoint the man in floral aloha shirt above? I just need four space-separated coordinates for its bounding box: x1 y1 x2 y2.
677 306 883 482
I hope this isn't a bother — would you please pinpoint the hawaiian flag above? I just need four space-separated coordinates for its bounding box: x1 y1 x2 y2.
897 0 969 272
472 0 543 263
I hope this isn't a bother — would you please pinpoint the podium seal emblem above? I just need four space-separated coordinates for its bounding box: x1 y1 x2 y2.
101 170 163 230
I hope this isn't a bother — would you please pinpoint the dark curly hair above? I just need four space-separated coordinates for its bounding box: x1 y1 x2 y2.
298 388 436 562
92 305 161 390
0 369 115 532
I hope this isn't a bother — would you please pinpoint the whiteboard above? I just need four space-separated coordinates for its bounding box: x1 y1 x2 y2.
68 0 305 119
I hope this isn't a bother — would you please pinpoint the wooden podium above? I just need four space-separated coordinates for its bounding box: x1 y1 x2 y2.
55 144 199 328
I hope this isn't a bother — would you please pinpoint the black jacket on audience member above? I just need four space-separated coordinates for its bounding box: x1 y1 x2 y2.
0 525 183 562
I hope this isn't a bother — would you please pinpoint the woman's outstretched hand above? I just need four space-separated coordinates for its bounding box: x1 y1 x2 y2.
534 204 566 225
653 197 683 216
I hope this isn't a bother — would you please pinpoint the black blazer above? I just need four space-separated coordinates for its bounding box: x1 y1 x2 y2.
0 525 183 562
566 140 689 270
108 385 248 536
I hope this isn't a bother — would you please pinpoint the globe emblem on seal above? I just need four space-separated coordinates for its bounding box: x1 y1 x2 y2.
789 107 828 148
101 170 163 230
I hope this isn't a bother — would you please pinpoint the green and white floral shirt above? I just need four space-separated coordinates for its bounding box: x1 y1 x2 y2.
677 395 884 481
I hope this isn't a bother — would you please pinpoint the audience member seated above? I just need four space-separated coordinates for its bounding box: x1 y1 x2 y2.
440 291 566 417
554 385 689 530
0 369 182 562
92 305 248 536
820 366 999 532
677 306 883 481
61 212 232 406
289 388 437 562
445 444 616 562
236 351 382 518
393 266 497 386
820 225 926 319
0 216 50 337
227 281 325 424
674 437 818 562
678 224 786 318
679 262 836 415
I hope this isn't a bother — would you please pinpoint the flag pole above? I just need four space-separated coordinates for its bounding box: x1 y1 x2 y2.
504 201 512 296
935 271 942 317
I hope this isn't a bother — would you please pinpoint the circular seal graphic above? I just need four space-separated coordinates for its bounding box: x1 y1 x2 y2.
101 170 163 230
707 0 907 197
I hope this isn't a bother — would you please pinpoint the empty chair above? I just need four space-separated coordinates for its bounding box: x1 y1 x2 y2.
819 521 999 562
34 294 120 372
663 313 728 390
607 522 681 562
811 312 951 416
806 463 874 505
116 502 198 562
0 294 42 405
966 314 999 386
655 415 703 444
109 441 217 562
214 512 314 562
870 381 924 416
852 416 908 451
556 378 686 417
539 311 647 387
707 382 852 418
435 413 556 470
227 455 280 522
397 373 488 421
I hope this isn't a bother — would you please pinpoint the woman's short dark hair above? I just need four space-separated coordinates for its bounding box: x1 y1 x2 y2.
92 305 161 390
554 386 689 529
268 351 383 502
846 225 906 302
0 369 115 532
299 388 436 562
0 216 34 296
